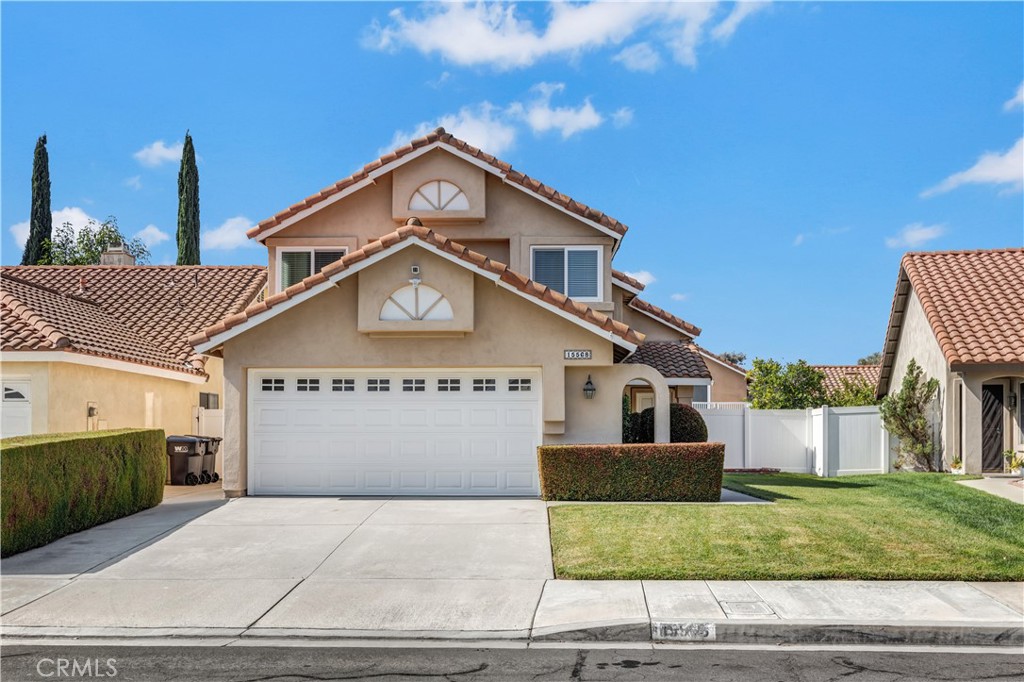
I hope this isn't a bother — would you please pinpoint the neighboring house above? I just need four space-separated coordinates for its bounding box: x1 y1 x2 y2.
0 260 266 441
877 248 1024 474
813 364 881 394
190 127 748 497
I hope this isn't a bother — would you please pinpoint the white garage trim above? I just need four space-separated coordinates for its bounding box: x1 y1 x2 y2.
247 368 543 496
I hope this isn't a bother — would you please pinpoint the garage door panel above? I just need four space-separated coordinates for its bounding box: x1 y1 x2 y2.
250 369 541 496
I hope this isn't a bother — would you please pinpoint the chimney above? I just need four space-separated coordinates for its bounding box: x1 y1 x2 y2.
100 243 135 266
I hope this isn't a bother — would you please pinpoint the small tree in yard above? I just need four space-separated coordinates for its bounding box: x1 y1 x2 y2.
880 359 939 471
747 358 826 409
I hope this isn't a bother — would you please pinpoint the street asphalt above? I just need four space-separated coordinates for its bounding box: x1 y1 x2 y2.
1 644 1022 681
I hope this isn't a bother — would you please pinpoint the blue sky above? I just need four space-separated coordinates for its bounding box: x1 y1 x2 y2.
2 2 1022 364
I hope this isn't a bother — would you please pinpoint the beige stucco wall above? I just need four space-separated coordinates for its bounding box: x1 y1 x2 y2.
707 359 748 402
0 358 221 437
392 150 486 223
218 244 637 495
555 364 670 444
611 287 692 342
265 149 617 309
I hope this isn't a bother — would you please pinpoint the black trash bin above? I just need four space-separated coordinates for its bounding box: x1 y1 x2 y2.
186 435 222 484
166 436 206 486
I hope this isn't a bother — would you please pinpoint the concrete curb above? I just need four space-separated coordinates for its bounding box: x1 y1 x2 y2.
3 621 1021 648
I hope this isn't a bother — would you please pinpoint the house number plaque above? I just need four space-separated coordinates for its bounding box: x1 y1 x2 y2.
564 349 592 360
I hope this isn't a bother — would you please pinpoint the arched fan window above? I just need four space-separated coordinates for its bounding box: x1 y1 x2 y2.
380 284 454 321
408 180 470 211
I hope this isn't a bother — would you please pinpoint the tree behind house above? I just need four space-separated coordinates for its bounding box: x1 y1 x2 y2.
22 134 52 265
176 132 200 265
828 377 882 406
42 217 150 265
858 352 882 365
747 358 826 409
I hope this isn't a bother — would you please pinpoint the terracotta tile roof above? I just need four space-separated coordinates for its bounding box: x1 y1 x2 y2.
1 266 267 376
878 248 1024 394
612 269 646 291
190 225 644 349
624 341 711 379
628 296 702 338
247 127 629 241
813 365 881 394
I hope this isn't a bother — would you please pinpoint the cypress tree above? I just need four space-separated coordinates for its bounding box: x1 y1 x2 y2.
176 131 201 265
22 134 52 265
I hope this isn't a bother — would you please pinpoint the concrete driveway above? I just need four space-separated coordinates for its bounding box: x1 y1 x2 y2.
1 488 552 638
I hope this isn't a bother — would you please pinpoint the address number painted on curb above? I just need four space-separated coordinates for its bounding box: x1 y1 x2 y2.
652 622 716 642
564 349 593 360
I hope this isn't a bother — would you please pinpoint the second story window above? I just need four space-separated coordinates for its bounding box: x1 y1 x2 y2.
532 247 600 300
279 248 348 290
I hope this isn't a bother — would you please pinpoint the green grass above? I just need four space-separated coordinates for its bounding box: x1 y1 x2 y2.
548 473 1024 580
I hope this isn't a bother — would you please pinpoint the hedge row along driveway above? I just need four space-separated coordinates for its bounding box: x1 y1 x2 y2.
1 429 165 556
548 473 1024 581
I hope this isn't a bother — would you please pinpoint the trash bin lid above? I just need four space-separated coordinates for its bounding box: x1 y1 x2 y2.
167 435 205 444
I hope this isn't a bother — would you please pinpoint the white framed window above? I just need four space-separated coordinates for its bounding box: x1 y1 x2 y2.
508 378 532 392
332 378 355 392
297 378 320 392
278 247 348 291
473 378 496 392
261 378 285 392
530 246 602 300
438 378 461 392
403 378 426 392
409 180 469 211
380 284 453 321
367 378 390 393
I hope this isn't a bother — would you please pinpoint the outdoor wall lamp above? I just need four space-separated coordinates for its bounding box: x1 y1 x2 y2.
1010 392 1018 409
583 375 596 400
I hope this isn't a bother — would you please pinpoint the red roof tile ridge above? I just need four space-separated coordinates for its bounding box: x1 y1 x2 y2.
692 343 747 373
0 286 71 349
629 296 702 337
611 269 646 291
192 226 645 348
248 128 628 240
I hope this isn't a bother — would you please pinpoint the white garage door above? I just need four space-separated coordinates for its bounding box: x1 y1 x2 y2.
249 369 541 496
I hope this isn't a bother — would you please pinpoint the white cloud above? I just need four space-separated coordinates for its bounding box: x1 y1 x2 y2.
623 270 657 286
1004 82 1024 111
201 216 257 251
426 71 451 89
366 2 722 70
9 206 98 249
124 175 142 191
385 102 518 157
711 2 769 42
670 293 689 302
885 223 946 249
135 224 169 246
792 233 807 247
513 82 603 139
921 137 1023 197
613 42 661 72
612 107 635 129
133 140 183 167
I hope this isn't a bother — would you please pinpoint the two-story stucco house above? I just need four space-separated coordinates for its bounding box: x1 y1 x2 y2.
877 248 1024 474
191 128 747 497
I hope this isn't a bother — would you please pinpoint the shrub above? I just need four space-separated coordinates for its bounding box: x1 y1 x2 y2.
633 404 709 444
538 442 725 501
880 359 939 471
1 429 165 556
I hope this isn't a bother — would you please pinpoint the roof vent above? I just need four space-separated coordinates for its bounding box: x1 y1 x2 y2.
99 243 135 266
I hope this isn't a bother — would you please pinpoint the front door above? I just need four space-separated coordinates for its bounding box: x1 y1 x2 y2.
981 385 1004 472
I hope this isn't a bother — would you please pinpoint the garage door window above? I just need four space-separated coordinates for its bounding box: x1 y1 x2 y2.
368 378 390 392
438 378 461 392
473 378 496 392
3 386 28 401
508 378 532 392
403 378 426 392
261 378 285 392
297 378 320 392
332 378 355 392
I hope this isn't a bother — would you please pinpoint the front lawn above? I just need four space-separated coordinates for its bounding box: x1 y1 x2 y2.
548 473 1024 580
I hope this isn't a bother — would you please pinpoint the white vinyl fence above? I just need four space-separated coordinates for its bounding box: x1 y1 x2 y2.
694 403 891 477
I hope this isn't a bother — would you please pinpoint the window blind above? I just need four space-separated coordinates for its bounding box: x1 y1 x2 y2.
314 250 346 273
567 249 598 298
281 251 312 288
532 249 565 293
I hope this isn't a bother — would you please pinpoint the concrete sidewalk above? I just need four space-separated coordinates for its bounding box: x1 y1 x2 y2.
957 476 1024 504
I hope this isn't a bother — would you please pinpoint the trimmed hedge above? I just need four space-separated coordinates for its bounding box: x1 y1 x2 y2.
634 403 710 444
1 429 165 556
538 442 725 501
